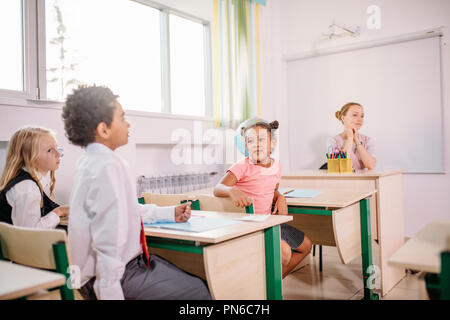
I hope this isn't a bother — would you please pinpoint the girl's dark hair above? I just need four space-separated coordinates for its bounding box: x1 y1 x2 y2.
62 85 119 147
240 119 279 137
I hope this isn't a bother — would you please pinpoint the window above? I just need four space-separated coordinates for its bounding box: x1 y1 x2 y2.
169 14 207 117
0 0 24 92
45 0 162 112
1 1 212 117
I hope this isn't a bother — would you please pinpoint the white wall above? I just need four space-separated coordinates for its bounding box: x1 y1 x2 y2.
0 0 223 205
0 101 224 202
259 0 450 236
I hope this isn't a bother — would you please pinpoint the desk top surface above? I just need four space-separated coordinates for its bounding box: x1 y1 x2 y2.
0 261 66 300
187 188 376 209
282 169 406 178
388 221 450 273
144 210 292 243
285 189 376 208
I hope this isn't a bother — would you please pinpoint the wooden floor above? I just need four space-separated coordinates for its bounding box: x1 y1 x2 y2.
283 245 425 300
68 244 424 300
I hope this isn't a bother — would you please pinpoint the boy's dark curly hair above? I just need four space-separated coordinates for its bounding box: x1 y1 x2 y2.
62 85 119 147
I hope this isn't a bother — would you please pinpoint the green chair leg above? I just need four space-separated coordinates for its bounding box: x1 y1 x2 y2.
319 245 323 272
181 199 201 210
312 244 323 272
52 241 74 300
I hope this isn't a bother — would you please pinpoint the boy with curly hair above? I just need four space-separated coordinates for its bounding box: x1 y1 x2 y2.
62 85 210 300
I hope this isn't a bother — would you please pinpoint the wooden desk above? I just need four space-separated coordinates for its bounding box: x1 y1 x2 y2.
284 189 378 300
144 210 292 300
388 221 450 300
183 188 379 299
280 170 405 296
0 261 65 300
388 221 450 274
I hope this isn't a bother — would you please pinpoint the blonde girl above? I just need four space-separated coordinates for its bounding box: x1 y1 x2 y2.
328 102 376 170
0 126 69 228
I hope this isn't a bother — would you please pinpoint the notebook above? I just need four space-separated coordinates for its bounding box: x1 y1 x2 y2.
144 216 243 233
236 214 271 222
278 188 323 198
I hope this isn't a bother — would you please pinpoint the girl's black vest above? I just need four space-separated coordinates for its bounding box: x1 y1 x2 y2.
0 170 59 224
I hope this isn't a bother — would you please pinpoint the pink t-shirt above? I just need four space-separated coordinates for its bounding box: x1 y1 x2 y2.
227 157 282 214
327 133 376 170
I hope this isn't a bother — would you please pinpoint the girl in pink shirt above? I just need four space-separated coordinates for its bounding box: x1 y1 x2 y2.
214 119 312 278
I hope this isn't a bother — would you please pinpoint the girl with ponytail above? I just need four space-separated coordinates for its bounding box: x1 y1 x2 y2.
215 118 312 278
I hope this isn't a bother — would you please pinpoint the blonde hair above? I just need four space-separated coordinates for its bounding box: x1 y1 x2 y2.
335 102 363 122
0 126 57 205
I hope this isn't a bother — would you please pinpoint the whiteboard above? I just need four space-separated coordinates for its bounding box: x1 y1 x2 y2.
286 36 444 173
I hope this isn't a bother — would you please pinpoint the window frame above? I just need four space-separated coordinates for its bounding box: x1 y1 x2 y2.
0 0 213 119
0 0 39 100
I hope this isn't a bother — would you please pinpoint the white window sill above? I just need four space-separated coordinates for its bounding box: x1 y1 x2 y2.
0 96 217 123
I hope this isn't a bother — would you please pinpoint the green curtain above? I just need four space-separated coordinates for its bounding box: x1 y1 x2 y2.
213 0 263 128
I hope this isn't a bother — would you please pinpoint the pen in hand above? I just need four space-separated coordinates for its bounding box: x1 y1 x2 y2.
175 202 192 222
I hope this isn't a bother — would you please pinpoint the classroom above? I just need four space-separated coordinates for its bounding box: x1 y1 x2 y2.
0 0 449 304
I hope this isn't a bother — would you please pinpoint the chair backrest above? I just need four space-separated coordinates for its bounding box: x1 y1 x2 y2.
141 193 197 206
0 222 69 269
195 195 247 213
140 192 249 213
0 222 74 300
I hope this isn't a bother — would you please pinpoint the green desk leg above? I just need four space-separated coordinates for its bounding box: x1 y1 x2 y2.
441 251 450 300
359 198 379 300
265 225 282 300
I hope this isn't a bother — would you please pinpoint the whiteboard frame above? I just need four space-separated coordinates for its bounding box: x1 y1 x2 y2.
284 28 446 174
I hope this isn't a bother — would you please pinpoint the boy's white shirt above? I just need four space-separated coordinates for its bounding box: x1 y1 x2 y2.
68 142 175 300
5 168 60 229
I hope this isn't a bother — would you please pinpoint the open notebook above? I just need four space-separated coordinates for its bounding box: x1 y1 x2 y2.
144 216 243 233
278 188 323 198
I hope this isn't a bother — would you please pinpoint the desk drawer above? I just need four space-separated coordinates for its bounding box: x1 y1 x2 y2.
287 213 336 247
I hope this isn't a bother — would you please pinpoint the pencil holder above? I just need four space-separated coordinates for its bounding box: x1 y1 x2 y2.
339 158 353 173
327 159 340 173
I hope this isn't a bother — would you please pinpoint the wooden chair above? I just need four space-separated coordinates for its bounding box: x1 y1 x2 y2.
194 194 251 213
140 193 195 207
0 222 74 300
140 192 253 213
